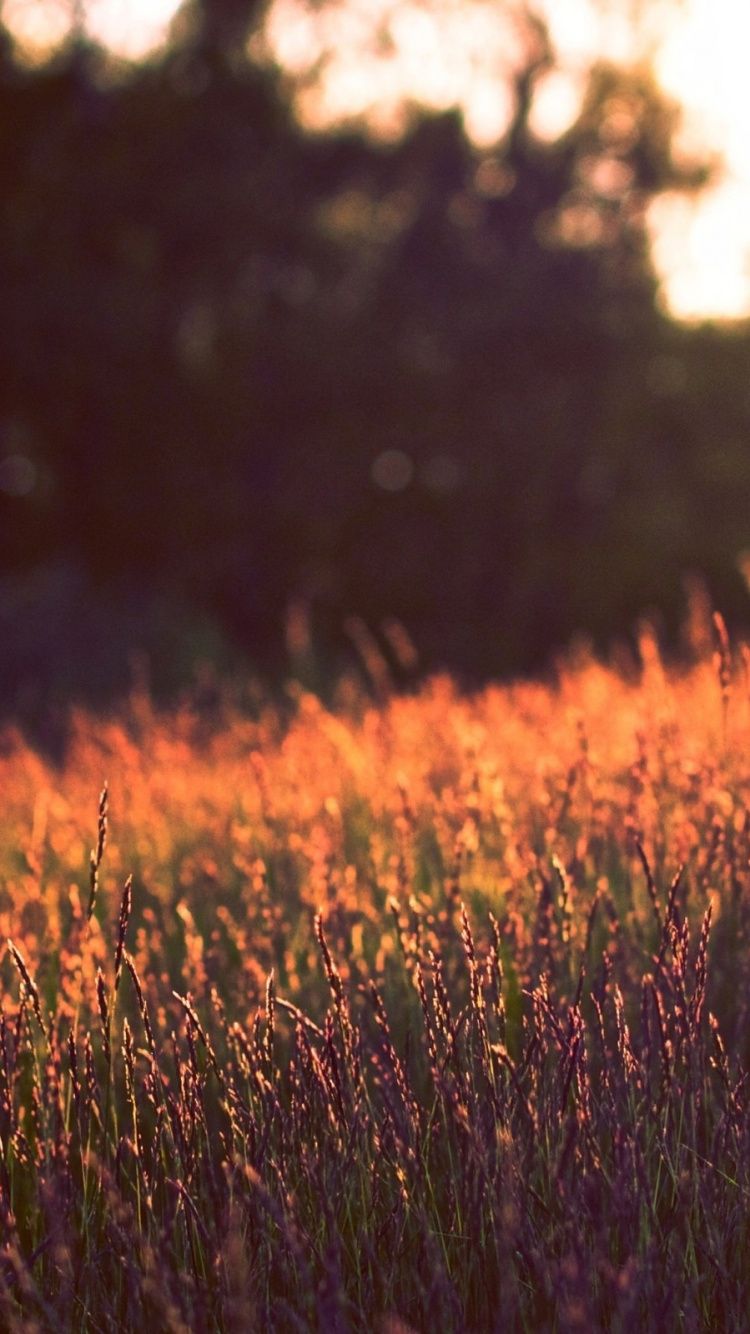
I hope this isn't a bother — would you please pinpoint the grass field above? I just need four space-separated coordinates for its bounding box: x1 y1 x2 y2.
2 616 750 1331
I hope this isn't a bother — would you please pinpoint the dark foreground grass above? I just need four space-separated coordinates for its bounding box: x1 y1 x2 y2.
2 628 750 1331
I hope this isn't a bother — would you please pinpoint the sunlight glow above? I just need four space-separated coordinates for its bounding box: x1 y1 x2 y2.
650 0 750 321
527 69 585 141
3 0 750 320
264 0 750 321
2 0 180 61
266 0 527 144
2 0 73 56
85 0 180 57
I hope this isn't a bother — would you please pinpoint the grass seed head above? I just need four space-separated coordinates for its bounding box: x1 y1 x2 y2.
7 940 44 1032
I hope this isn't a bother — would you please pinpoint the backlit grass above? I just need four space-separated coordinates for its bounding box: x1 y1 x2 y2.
2 621 750 1331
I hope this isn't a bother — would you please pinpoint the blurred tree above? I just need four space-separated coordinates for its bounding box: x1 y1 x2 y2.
194 0 268 48
270 52 713 672
0 0 747 704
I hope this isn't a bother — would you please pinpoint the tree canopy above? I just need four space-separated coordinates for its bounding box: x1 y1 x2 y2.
1 0 749 710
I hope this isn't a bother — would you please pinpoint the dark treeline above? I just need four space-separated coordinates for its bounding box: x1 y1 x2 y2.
3 0 750 710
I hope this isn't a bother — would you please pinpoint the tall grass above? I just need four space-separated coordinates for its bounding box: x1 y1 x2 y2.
2 624 750 1330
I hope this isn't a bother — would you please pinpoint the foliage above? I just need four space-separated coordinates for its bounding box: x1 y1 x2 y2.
2 620 750 1329
1 2 745 703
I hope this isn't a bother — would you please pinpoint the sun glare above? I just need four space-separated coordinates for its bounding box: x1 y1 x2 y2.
266 0 526 144
266 0 750 321
2 0 750 320
2 0 181 61
651 0 750 321
85 0 181 58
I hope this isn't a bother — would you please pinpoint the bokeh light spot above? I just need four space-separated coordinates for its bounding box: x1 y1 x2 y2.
0 454 37 497
371 449 414 491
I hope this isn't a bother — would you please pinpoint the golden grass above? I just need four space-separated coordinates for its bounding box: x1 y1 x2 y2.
1 621 750 1330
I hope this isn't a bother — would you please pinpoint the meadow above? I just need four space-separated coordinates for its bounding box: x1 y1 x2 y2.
2 614 750 1332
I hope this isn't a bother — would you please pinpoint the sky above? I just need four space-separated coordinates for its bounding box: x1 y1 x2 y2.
3 0 749 322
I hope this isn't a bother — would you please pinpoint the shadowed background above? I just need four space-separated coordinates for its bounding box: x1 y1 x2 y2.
3 0 750 723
